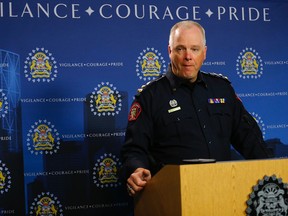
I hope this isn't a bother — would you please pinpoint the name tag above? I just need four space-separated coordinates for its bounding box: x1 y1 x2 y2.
168 106 181 113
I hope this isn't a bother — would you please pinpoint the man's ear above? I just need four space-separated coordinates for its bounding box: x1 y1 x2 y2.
168 45 172 54
204 46 207 60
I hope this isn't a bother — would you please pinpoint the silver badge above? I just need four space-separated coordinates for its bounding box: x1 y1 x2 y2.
169 99 178 107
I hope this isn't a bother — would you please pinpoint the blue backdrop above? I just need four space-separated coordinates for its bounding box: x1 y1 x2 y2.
0 0 288 215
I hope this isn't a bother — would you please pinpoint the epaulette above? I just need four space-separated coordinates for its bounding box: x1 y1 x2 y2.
137 75 165 94
203 72 231 83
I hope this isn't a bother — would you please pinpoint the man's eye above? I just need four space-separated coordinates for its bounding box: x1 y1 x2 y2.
176 47 186 52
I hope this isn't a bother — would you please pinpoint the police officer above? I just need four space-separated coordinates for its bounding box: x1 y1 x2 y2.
121 20 270 197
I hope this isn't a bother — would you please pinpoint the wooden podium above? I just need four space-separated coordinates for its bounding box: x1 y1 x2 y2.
134 159 288 216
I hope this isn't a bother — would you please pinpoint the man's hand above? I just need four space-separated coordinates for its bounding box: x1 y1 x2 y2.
126 168 151 197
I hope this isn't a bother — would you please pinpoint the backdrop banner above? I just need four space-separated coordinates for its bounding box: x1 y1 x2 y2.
0 0 288 215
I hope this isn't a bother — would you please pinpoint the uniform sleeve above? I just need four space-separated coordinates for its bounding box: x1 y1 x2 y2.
120 93 154 180
230 93 270 159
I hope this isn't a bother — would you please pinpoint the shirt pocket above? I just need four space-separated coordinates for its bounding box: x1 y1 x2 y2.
208 104 232 137
159 111 194 141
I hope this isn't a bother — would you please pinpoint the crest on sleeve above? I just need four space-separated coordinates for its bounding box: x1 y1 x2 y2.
128 102 142 121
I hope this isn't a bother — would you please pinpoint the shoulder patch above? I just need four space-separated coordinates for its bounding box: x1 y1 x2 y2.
128 102 142 121
203 72 230 83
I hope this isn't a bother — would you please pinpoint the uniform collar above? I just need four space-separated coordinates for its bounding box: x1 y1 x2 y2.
166 64 207 89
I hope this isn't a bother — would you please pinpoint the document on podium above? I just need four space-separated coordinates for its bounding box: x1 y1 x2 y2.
182 158 216 164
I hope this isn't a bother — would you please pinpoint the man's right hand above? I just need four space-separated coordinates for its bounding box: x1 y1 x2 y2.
126 168 151 197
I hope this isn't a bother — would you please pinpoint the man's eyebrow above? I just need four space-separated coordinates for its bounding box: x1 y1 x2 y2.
176 45 201 48
176 45 185 47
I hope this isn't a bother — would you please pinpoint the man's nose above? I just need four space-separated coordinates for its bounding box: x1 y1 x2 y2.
185 51 192 61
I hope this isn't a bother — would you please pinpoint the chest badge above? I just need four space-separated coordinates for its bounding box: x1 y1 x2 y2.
168 99 181 113
169 99 178 107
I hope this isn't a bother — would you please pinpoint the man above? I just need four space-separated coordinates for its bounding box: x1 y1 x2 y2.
120 20 270 197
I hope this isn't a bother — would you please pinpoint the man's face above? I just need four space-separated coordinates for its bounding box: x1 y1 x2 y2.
168 26 207 82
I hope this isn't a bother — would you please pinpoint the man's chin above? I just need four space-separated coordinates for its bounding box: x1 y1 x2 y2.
183 71 198 81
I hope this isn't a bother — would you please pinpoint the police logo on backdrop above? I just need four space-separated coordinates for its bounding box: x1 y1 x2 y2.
246 175 288 215
251 112 266 139
90 82 122 116
93 153 121 188
136 47 166 82
29 192 64 216
0 89 8 118
236 48 263 79
24 47 58 82
26 120 61 155
0 160 12 194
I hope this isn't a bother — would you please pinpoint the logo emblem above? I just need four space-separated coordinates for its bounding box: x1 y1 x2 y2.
29 192 64 216
24 47 58 82
93 153 121 188
90 82 122 116
136 47 166 82
27 120 61 155
246 175 288 215
0 160 12 194
236 48 263 79
0 89 8 118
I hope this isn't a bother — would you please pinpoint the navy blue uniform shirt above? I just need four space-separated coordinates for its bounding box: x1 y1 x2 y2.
121 65 269 177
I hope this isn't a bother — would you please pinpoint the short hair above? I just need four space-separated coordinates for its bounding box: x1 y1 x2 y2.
169 20 206 46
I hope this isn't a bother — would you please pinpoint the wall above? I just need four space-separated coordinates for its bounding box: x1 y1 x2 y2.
0 0 288 215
